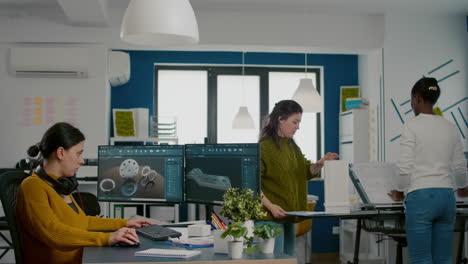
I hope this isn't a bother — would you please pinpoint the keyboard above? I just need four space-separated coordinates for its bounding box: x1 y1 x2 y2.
136 224 182 241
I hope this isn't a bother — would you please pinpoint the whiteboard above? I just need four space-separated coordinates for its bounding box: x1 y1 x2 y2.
352 162 399 204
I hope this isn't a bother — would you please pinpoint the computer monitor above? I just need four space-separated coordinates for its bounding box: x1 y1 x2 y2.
97 145 184 203
184 143 260 205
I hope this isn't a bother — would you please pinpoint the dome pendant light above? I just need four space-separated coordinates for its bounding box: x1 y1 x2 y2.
232 52 255 129
292 53 323 113
120 0 199 46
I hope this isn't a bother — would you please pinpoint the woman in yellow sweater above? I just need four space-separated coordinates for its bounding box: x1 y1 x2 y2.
16 122 152 264
259 100 338 256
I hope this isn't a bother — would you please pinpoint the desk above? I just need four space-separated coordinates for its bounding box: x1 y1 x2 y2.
296 209 468 264
83 237 296 264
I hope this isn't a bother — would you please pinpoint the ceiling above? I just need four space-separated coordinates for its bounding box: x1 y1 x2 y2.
0 0 466 27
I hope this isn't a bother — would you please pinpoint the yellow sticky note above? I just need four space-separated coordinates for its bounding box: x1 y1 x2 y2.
34 107 42 115
34 97 43 105
33 116 42 125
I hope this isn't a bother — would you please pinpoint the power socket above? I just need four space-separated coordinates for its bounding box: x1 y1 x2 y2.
332 226 340 235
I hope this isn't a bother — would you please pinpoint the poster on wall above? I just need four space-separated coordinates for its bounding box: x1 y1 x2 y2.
340 86 360 112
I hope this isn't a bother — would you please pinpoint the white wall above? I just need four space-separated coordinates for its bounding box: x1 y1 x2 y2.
0 43 110 174
383 14 468 162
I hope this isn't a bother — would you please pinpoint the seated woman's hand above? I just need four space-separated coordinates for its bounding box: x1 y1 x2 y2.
127 218 153 228
109 227 139 246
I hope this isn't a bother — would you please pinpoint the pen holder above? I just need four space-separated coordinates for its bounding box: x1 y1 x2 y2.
213 229 230 254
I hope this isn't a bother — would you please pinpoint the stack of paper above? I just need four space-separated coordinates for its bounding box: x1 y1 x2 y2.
135 248 201 258
169 235 213 248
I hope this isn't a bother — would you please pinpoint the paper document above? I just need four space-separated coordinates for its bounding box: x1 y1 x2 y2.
135 248 201 258
169 235 214 247
286 211 334 216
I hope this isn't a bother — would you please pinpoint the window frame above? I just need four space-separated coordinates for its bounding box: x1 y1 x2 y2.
154 64 322 159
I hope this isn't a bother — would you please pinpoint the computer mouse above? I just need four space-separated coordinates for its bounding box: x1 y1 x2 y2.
114 241 140 247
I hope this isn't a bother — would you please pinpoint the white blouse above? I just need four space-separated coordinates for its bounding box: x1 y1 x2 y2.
395 113 467 193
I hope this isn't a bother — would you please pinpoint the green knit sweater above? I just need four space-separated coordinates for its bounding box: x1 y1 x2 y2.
259 136 319 223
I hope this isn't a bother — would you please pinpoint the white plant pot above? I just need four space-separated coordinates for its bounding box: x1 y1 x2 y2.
242 220 255 238
228 240 244 259
260 238 275 254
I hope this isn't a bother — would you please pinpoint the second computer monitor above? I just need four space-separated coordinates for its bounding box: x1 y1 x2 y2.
97 145 184 203
184 143 260 204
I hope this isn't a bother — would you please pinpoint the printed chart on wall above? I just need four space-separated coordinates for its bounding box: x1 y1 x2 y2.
18 96 79 127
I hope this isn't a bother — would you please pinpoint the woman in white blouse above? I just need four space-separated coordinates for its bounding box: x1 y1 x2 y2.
389 77 467 264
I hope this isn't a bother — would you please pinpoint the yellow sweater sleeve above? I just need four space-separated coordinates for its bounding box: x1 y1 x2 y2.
87 216 127 232
17 175 126 251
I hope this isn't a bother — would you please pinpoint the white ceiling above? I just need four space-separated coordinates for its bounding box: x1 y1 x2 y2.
0 0 466 27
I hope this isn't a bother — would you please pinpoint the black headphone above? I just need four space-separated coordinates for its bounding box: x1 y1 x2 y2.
35 167 79 195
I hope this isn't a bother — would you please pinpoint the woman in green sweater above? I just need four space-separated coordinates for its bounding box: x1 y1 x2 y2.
17 122 152 264
259 100 338 256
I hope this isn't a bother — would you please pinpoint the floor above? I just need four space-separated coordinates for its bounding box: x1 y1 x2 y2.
310 253 341 264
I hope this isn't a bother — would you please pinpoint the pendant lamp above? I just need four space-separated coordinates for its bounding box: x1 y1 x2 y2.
120 0 199 46
292 53 323 113
232 52 255 129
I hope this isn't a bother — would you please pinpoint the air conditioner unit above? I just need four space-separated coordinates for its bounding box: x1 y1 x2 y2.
9 46 89 78
108 51 130 86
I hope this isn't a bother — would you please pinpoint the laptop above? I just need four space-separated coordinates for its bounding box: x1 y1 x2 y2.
348 163 404 210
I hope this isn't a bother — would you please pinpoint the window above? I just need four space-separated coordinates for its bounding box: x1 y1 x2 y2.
155 65 321 161
269 72 318 162
157 69 207 144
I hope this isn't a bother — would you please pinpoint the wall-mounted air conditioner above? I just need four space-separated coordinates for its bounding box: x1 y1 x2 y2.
108 51 130 86
9 46 89 78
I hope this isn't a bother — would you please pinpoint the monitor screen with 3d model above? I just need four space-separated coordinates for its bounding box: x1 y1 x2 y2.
184 143 260 205
97 145 184 203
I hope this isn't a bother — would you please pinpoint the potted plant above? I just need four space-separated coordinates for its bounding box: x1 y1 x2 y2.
221 222 247 259
220 188 266 237
254 222 282 254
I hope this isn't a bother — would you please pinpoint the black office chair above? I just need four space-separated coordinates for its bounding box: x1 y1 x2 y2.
72 192 101 216
0 170 28 264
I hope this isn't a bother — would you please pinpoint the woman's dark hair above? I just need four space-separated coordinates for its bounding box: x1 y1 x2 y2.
27 122 85 160
411 77 441 104
259 100 303 149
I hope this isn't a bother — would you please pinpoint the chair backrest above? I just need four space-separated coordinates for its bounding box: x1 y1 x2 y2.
0 170 28 264
71 192 101 216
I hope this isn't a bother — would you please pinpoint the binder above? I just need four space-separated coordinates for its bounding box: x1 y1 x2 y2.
134 248 201 258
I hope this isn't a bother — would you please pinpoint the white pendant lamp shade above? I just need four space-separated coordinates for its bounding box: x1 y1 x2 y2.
232 106 255 129
292 78 323 113
120 0 199 46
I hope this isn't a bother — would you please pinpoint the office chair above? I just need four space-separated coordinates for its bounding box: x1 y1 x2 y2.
72 192 101 216
0 170 28 264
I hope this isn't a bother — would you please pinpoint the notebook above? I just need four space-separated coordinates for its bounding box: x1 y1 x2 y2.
134 248 201 258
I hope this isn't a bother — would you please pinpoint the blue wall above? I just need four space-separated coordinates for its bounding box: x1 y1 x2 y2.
112 50 358 253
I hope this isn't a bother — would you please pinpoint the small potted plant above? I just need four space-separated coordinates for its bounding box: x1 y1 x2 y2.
253 222 282 254
220 188 266 237
221 222 247 259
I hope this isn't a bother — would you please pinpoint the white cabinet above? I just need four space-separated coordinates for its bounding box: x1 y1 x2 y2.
339 109 369 163
339 109 385 263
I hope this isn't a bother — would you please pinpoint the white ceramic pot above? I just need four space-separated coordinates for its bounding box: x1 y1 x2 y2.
228 240 244 259
242 220 255 238
260 238 275 254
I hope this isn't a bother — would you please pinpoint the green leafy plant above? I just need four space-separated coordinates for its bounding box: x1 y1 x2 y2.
245 222 282 253
221 222 247 241
220 188 267 222
254 222 282 239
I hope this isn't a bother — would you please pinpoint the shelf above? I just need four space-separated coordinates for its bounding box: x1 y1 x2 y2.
110 137 178 145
